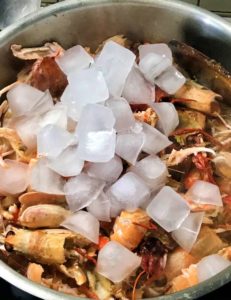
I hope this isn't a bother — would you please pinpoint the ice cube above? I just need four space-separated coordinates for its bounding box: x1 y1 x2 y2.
109 197 124 218
76 104 116 162
108 172 150 211
61 84 81 121
37 125 75 158
171 212 204 252
61 210 99 244
115 132 144 165
0 159 29 194
139 43 173 61
14 115 40 150
67 67 109 104
39 103 67 129
139 53 172 82
87 192 111 221
7 83 44 117
122 65 154 105
78 129 116 162
155 66 186 94
30 158 64 195
61 67 109 121
142 122 172 154
32 90 54 115
95 41 136 96
96 241 141 283
106 97 135 132
186 180 223 206
86 155 123 182
146 186 190 232
129 155 168 191
64 173 105 212
197 254 231 283
76 104 115 136
152 102 179 136
56 45 94 75
48 146 84 177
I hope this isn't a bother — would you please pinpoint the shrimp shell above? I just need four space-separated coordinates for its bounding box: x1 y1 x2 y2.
18 204 70 228
5 228 90 264
110 209 150 250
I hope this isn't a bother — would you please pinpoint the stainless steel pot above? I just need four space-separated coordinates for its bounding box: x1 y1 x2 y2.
0 1 231 299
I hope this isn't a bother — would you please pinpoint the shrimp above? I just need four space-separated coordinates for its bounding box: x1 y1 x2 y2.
110 209 150 250
4 228 91 264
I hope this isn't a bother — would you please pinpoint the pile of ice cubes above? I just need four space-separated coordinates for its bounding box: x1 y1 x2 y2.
4 40 225 283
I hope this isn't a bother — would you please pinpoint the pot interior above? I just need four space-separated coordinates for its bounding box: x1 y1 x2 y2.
0 1 231 300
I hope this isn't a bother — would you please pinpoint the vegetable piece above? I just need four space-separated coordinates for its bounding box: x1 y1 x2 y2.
98 236 110 250
167 264 198 293
61 210 100 244
177 109 206 130
96 241 141 283
175 81 221 116
164 248 198 280
191 226 226 259
197 254 231 282
27 263 44 284
147 186 190 232
110 209 150 250
186 180 223 207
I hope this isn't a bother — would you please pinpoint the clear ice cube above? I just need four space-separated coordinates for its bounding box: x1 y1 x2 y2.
96 241 141 283
64 173 105 212
108 172 150 211
115 132 144 165
146 186 190 232
86 155 123 182
95 41 135 96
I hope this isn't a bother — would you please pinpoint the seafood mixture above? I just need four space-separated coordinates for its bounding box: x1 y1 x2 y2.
1 35 231 299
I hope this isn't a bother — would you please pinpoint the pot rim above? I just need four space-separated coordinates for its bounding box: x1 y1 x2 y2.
0 1 231 299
